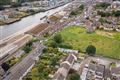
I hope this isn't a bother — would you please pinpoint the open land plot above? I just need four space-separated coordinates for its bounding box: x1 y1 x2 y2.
57 26 120 59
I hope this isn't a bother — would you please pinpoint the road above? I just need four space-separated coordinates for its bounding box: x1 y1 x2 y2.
90 56 120 68
3 43 44 80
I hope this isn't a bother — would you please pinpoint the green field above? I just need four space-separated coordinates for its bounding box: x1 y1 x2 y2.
58 26 120 59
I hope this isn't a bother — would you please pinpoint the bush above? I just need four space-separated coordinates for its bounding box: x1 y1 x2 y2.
95 2 110 9
43 32 49 37
97 11 111 17
86 45 96 56
42 48 48 53
31 38 39 42
79 4 84 10
70 11 77 16
49 41 57 48
58 43 73 49
26 41 33 47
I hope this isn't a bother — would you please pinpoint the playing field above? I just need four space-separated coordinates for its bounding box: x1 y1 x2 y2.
59 26 120 59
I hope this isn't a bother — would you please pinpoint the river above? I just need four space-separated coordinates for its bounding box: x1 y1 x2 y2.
0 3 70 40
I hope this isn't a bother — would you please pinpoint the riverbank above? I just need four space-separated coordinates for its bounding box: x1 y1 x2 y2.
0 2 70 26
0 2 71 40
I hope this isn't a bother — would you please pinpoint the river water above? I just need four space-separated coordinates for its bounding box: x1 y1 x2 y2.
0 3 70 40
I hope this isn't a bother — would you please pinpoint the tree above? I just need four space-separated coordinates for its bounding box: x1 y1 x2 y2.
70 11 77 16
26 41 33 47
95 2 110 9
49 41 57 48
113 10 120 17
1 62 10 71
23 45 32 53
97 11 111 17
79 4 84 10
50 57 57 67
68 72 80 80
53 34 63 43
24 77 32 80
86 45 96 56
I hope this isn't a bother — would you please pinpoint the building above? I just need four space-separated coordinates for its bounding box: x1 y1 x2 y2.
111 1 120 9
53 54 77 80
58 48 79 54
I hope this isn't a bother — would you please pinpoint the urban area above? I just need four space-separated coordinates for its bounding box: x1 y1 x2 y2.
0 0 120 80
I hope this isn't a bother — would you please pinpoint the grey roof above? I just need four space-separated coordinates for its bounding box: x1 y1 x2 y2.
89 63 96 71
104 69 111 78
66 54 75 64
53 72 65 80
61 63 70 70
96 65 105 74
111 67 120 74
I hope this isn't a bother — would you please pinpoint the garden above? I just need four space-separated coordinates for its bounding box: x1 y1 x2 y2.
23 47 68 80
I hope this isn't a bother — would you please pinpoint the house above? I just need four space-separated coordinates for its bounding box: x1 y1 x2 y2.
53 54 77 80
86 63 105 80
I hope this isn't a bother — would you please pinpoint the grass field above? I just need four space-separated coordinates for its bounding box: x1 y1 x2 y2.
58 26 120 59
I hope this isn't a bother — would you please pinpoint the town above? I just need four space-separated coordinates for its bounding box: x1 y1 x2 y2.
0 0 120 80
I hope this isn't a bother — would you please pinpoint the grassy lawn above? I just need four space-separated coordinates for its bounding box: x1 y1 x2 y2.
58 26 120 59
